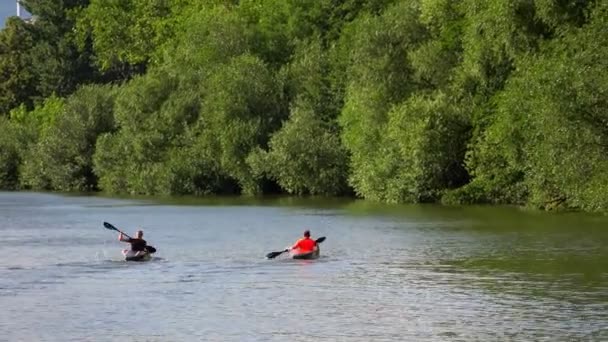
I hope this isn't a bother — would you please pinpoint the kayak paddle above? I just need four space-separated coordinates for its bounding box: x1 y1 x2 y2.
103 221 157 254
266 236 326 259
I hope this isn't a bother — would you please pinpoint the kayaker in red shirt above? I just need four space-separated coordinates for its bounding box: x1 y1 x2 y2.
290 230 316 253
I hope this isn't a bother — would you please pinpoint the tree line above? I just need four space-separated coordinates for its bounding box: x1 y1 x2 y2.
1 0 607 212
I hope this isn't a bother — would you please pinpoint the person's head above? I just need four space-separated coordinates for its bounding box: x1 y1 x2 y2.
303 230 310 238
135 229 144 239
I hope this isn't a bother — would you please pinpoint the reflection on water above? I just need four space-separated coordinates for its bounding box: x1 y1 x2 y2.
0 192 606 341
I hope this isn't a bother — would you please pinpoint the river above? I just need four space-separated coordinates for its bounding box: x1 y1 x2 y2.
0 192 606 341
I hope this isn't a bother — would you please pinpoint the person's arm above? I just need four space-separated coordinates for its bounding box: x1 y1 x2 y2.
290 239 302 250
118 232 130 242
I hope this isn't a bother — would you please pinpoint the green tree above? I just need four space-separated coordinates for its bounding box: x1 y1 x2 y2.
93 71 179 194
12 95 64 189
203 54 283 194
385 93 469 202
20 85 115 191
338 1 427 200
22 0 96 99
462 1 608 211
252 37 348 195
0 18 37 115
0 118 21 188
77 0 188 75
250 102 348 195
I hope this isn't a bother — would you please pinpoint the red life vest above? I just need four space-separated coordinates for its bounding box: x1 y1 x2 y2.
292 237 316 253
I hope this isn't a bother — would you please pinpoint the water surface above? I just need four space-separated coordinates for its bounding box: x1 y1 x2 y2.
0 192 606 341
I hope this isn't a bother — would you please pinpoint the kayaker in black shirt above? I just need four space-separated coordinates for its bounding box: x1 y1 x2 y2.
118 229 147 257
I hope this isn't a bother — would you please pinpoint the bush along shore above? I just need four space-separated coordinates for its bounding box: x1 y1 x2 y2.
1 0 607 212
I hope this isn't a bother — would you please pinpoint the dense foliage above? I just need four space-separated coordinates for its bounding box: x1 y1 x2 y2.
1 0 607 212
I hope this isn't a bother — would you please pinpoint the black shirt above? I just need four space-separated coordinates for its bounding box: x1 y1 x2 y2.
126 238 147 252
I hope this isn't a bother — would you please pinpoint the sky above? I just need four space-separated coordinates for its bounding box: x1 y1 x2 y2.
1 1 22 28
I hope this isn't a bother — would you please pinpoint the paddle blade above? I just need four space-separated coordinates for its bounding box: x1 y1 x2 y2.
315 236 326 244
145 246 157 254
103 222 118 231
266 250 287 259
